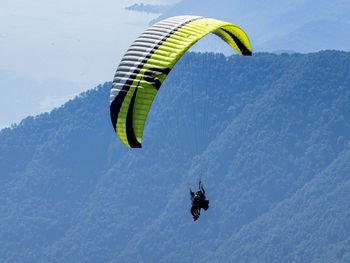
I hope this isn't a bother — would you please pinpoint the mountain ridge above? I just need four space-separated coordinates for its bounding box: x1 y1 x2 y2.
0 51 349 262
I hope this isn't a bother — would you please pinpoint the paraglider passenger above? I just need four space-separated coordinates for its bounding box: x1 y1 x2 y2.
190 181 209 221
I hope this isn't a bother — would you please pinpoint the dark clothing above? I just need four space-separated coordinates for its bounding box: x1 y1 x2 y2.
190 182 209 221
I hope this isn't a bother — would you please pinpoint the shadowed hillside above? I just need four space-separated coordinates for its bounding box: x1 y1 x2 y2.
0 51 350 262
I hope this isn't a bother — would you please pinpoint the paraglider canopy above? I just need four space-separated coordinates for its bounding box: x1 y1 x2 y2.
110 15 252 148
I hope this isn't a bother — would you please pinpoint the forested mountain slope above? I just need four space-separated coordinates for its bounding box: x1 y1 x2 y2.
0 51 349 262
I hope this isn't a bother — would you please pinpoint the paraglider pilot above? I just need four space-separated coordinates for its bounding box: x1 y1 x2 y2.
190 180 209 221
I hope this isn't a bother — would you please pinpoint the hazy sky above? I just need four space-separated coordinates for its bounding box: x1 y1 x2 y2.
1 0 349 129
0 0 175 129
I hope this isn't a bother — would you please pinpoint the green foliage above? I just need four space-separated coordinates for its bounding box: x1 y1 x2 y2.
0 51 350 262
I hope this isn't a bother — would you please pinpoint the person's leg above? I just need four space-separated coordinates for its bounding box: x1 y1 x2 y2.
191 206 196 217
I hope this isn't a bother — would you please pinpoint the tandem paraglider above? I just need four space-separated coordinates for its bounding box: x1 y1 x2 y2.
109 15 252 221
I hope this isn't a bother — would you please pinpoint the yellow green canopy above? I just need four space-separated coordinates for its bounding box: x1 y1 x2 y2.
110 15 252 148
